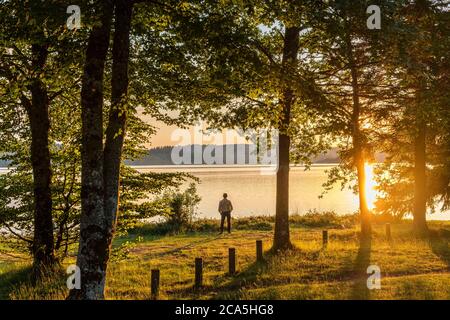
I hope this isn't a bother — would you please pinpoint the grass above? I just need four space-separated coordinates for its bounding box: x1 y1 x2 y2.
1 216 449 300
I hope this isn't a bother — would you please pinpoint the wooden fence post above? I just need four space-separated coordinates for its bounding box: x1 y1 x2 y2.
194 257 203 288
386 223 392 241
256 240 263 262
322 230 328 247
150 269 160 300
228 248 236 275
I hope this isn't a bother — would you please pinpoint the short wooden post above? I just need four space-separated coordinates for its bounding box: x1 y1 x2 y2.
228 248 236 275
194 258 203 288
386 223 391 241
322 230 328 247
150 269 160 300
256 240 263 262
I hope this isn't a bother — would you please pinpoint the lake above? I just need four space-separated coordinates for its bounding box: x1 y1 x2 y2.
2 165 448 220
135 165 450 220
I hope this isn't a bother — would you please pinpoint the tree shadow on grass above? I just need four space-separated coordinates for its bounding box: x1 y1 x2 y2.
429 230 450 270
212 259 271 299
349 236 372 300
168 247 322 300
0 264 32 300
165 248 275 299
142 235 223 260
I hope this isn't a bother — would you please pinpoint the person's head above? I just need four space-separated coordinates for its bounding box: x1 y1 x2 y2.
223 193 228 198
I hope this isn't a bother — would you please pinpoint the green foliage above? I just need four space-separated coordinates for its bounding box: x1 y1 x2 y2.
117 167 198 236
0 119 82 259
373 0 450 216
161 183 201 233
0 163 197 258
0 0 203 265
130 1 333 166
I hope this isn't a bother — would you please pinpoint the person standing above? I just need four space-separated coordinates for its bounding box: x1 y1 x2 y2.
218 193 233 234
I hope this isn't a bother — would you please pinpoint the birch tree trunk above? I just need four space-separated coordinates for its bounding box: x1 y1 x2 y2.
102 0 133 272
69 0 113 300
70 0 133 299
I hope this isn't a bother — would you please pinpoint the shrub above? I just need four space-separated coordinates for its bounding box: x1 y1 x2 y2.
162 183 201 233
289 210 357 228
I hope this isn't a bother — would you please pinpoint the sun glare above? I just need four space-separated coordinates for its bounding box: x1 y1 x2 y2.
364 163 377 210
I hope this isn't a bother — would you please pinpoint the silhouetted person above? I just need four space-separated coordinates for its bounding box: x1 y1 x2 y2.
218 193 233 234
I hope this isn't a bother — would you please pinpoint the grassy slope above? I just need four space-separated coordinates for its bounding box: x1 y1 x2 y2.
1 221 449 300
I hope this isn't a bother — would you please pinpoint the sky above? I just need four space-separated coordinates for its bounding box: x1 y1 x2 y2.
141 114 249 148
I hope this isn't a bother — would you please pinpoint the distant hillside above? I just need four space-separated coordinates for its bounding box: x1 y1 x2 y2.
126 146 175 166
125 145 344 166
0 145 384 167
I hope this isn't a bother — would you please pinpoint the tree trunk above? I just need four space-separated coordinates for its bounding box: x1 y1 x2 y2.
413 120 428 235
102 0 133 275
411 1 429 236
26 43 56 276
348 39 371 239
273 27 299 251
69 0 113 300
356 153 371 238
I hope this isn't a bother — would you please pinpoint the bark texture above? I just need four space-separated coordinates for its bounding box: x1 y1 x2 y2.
411 0 430 236
25 43 56 275
273 27 299 251
413 119 428 235
70 0 133 299
70 0 114 300
347 37 372 239
103 0 133 274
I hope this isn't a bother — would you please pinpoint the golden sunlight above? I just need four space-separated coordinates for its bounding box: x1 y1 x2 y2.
364 163 377 210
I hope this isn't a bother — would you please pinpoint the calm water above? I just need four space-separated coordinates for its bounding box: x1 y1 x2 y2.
2 166 448 220
138 165 358 218
135 165 450 220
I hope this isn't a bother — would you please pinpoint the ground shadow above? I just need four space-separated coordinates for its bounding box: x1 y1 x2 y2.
113 230 166 247
0 265 32 299
166 248 274 299
429 229 450 270
350 236 372 300
142 234 223 260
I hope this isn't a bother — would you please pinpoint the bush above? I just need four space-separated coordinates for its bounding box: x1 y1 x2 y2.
289 210 357 228
126 211 359 238
162 183 201 233
234 216 273 231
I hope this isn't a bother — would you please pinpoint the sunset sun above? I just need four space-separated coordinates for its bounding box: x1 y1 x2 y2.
364 163 377 210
